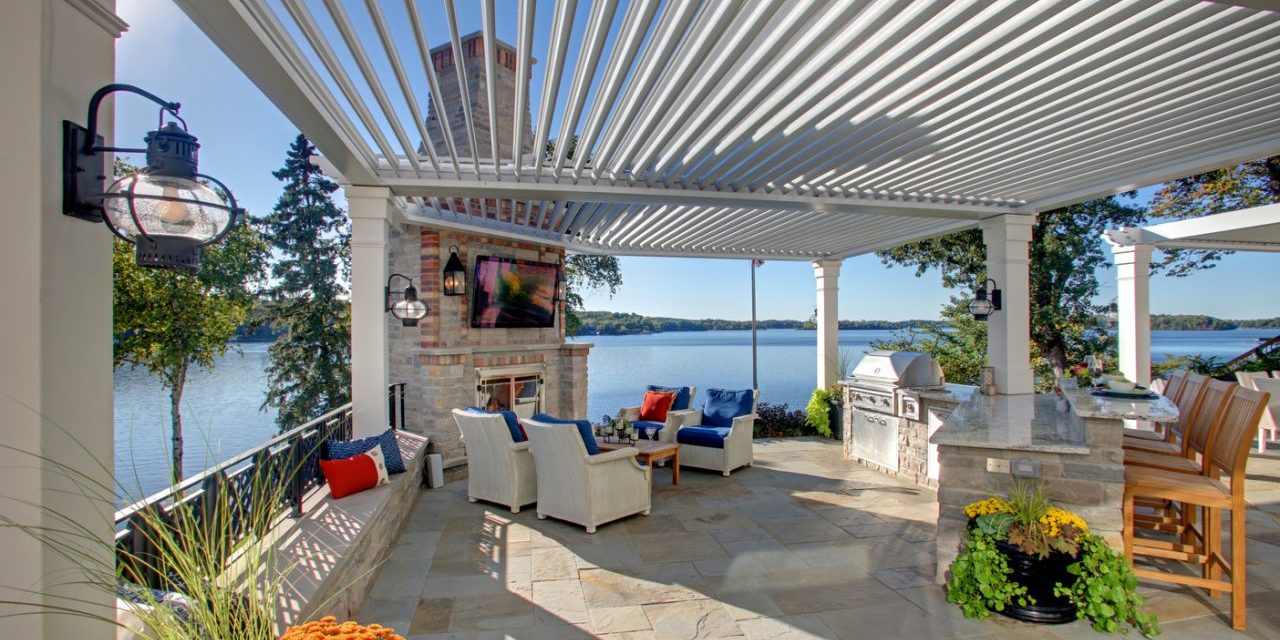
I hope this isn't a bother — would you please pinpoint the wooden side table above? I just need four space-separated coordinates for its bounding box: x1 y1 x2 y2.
596 439 680 485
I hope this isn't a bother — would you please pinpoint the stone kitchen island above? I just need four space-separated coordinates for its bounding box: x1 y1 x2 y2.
930 385 1179 583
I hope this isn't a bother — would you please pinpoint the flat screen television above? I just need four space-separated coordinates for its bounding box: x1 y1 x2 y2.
470 255 561 328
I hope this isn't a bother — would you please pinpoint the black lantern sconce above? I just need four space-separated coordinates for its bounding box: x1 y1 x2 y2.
442 245 466 296
386 273 429 327
968 279 1002 321
63 84 242 273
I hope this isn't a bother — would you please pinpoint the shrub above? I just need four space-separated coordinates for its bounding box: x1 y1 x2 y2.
804 388 834 438
753 402 817 437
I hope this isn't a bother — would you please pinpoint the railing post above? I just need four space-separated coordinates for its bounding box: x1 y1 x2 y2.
289 434 305 518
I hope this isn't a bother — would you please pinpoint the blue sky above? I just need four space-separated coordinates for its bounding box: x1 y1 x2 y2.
114 0 1280 322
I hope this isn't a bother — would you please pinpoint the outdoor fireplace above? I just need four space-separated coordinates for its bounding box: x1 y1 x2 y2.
843 350 955 486
476 365 545 418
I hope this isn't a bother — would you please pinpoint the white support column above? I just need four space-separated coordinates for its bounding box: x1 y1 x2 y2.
982 215 1036 395
347 186 393 437
814 259 842 389
0 2 122 638
1112 243 1153 385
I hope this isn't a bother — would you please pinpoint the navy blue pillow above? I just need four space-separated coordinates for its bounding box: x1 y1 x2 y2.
702 388 755 429
647 385 692 411
532 412 599 455
464 407 526 443
326 428 406 474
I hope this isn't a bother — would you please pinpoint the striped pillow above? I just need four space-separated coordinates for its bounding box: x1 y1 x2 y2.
326 428 406 474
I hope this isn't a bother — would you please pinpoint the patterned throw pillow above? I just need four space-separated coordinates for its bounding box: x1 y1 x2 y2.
319 447 390 499
639 390 677 422
326 428 406 474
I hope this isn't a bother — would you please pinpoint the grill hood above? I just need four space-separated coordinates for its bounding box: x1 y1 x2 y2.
848 350 944 388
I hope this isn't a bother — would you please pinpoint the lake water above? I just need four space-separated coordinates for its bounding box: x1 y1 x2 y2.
114 328 1275 503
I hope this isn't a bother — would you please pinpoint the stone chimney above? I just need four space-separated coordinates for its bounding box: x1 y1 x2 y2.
424 32 535 161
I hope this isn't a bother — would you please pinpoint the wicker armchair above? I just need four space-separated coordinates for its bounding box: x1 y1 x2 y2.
675 389 759 476
452 409 537 513
522 418 651 533
621 385 697 443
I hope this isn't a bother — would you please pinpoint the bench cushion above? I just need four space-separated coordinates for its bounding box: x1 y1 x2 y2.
532 412 599 455
326 428 407 474
677 425 731 449
648 385 692 411
702 388 754 428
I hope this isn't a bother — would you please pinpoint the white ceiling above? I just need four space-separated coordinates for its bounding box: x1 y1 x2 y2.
177 0 1280 260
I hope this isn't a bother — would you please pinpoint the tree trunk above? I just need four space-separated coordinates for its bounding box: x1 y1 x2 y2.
170 361 188 487
1040 341 1069 378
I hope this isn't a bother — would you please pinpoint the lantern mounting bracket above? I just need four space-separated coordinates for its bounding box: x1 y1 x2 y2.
63 84 183 222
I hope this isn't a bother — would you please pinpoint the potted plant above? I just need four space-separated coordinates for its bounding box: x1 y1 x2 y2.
946 480 1158 637
804 388 836 438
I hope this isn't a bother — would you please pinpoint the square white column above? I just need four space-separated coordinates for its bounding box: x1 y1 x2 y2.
347 186 393 437
814 259 842 389
1111 243 1153 385
982 215 1036 395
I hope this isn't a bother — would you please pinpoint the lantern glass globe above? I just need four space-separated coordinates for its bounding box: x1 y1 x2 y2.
102 173 232 244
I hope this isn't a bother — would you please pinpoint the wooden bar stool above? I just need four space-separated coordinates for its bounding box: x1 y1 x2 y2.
1124 373 1207 455
1123 386 1271 631
1125 379 1233 474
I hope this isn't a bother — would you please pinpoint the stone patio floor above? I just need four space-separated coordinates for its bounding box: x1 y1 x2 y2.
358 438 1280 639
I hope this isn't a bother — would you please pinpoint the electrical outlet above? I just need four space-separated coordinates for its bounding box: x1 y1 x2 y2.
986 458 1010 474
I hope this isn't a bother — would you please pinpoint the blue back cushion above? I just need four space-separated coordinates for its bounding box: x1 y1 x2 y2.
326 428 407 474
648 385 692 411
702 388 755 428
532 413 599 455
465 407 526 443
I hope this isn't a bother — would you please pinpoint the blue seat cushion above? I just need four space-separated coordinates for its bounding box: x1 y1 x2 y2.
702 388 755 428
532 412 599 455
648 385 692 411
464 407 526 443
677 426 731 449
326 428 407 474
632 420 666 438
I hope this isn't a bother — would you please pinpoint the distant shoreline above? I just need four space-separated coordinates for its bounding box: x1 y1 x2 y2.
574 311 1280 337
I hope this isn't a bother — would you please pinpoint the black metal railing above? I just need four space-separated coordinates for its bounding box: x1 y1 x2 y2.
1223 334 1280 372
114 383 406 587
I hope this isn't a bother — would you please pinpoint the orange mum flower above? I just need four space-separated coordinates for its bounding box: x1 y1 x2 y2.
280 616 405 640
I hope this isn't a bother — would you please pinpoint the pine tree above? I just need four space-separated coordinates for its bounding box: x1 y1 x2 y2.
260 134 351 429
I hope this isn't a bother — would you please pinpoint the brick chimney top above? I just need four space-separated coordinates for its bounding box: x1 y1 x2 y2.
429 32 528 73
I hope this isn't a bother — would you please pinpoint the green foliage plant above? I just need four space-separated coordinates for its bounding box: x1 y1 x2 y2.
804 388 833 438
259 135 351 430
946 525 1030 619
1055 533 1160 637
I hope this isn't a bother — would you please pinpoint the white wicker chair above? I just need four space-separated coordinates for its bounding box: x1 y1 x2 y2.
1247 378 1280 453
522 418 651 533
621 386 697 443
674 389 759 476
452 409 537 513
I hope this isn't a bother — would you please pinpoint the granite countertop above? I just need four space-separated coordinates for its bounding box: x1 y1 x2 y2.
1059 386 1180 422
929 390 1090 454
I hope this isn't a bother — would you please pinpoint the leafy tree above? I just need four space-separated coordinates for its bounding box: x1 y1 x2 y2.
1148 155 1280 276
878 196 1148 382
113 162 269 483
562 255 622 336
260 135 351 429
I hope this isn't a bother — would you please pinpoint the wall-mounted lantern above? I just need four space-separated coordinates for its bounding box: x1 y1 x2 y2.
63 84 242 273
968 279 1002 321
386 273 429 327
442 245 466 296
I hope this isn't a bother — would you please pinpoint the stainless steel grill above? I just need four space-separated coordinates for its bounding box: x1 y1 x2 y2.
846 351 944 472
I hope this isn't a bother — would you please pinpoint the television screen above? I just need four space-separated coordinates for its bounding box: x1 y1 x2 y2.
470 255 561 328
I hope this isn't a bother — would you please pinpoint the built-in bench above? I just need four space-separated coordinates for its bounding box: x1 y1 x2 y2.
266 430 429 631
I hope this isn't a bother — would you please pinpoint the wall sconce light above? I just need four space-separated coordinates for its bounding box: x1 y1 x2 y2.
968 279 1002 321
386 274 429 326
442 245 466 296
63 84 242 273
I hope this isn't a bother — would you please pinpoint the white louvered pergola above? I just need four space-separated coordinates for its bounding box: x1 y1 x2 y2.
171 0 1280 434
1106 202 1280 386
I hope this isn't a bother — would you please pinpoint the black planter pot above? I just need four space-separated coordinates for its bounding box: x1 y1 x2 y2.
828 401 843 441
994 540 1079 624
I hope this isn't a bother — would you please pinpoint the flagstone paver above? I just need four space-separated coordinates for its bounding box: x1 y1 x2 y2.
357 438 1280 639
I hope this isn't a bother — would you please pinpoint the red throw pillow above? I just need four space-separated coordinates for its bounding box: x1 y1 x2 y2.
639 390 677 423
319 447 390 499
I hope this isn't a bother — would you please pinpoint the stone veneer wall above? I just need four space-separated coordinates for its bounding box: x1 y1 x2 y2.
387 224 590 469
933 416 1125 583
